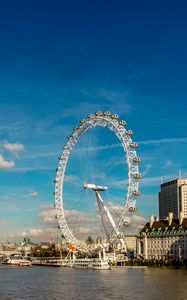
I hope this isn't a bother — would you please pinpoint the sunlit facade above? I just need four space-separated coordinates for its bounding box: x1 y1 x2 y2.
159 178 187 219
137 213 187 261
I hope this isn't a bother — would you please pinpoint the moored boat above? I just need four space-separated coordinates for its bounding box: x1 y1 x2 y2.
2 254 31 266
60 258 110 270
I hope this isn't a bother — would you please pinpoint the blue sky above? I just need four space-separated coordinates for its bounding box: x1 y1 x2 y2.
0 0 187 242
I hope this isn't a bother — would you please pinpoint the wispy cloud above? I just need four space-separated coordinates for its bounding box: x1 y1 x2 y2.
163 160 172 168
139 137 187 145
29 190 38 197
23 151 59 159
11 166 54 172
64 174 80 182
74 143 120 153
108 174 180 189
62 136 187 156
3 142 25 154
142 164 151 176
100 90 133 113
127 66 146 80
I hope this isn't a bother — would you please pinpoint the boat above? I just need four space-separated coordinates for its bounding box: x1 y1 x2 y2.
73 258 110 270
32 259 62 267
61 258 110 270
58 247 110 270
2 254 31 266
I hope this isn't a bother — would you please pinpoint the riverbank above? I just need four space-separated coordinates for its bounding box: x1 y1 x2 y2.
123 259 187 269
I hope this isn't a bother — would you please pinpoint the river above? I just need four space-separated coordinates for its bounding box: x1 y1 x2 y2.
0 265 187 300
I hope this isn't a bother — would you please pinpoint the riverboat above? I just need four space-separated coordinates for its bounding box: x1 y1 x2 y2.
2 254 31 266
61 258 110 270
32 259 61 267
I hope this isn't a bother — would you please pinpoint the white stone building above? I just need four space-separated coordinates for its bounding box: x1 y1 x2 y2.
137 212 187 261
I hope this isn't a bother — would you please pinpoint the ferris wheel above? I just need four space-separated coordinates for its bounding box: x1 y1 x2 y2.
54 111 141 252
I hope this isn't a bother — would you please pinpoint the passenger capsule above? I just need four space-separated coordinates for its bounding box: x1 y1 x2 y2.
53 191 60 196
134 173 142 179
126 130 133 135
124 221 130 226
133 157 141 163
88 114 95 119
130 142 138 148
80 119 86 124
95 111 102 116
112 114 119 119
63 146 70 151
62 146 68 150
133 190 141 196
104 111 111 116
119 120 127 126
54 178 61 184
129 206 136 212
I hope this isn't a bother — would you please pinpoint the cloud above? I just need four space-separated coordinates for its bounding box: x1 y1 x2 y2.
0 154 15 169
141 193 157 201
100 90 133 113
0 219 8 225
62 136 187 156
64 174 79 182
20 228 43 237
140 176 162 187
3 227 59 243
75 143 120 153
39 206 101 240
108 174 162 189
127 67 146 80
3 142 25 154
142 164 151 176
76 226 93 234
24 151 59 159
40 208 56 224
11 166 54 172
163 160 172 168
132 214 147 224
139 137 187 145
29 190 38 197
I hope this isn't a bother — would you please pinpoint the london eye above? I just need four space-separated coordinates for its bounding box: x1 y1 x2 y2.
54 112 141 252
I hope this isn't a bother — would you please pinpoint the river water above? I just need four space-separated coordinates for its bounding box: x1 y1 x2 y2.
0 265 187 300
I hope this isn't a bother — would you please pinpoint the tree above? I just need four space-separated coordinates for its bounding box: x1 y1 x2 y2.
85 236 94 245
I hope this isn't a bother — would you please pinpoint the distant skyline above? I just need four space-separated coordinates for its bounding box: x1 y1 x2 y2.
0 1 187 242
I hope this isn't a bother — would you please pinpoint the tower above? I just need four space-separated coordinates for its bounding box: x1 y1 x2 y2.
159 178 187 219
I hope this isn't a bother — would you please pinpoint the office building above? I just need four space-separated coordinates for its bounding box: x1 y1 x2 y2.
159 178 187 219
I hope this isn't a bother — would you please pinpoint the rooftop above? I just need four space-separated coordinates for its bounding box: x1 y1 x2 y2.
141 218 187 234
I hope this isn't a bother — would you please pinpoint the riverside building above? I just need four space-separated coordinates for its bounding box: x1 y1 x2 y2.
159 178 187 219
137 212 187 261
